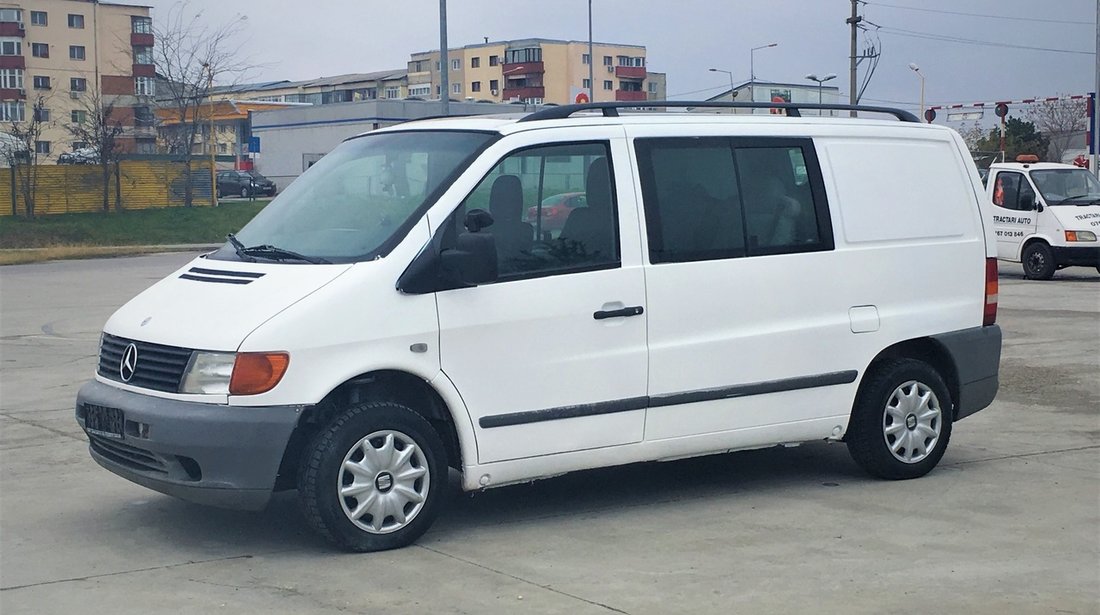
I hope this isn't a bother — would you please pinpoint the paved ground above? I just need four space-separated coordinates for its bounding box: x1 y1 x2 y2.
1 253 1097 614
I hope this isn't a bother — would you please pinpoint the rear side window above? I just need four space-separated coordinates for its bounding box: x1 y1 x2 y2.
635 137 832 263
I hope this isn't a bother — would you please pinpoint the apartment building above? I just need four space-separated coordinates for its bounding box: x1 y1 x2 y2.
408 38 665 105
209 70 410 106
1 0 156 162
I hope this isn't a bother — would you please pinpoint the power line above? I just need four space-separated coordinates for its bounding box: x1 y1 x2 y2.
877 26 1095 55
864 1 1091 26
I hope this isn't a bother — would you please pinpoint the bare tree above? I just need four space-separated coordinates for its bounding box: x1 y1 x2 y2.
1 95 51 218
66 91 126 212
956 122 986 152
1027 98 1088 163
154 3 252 206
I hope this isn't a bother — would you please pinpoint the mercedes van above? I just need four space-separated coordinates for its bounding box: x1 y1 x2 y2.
987 158 1100 279
76 102 1002 552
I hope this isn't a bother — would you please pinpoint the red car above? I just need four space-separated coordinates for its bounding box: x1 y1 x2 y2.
525 192 587 232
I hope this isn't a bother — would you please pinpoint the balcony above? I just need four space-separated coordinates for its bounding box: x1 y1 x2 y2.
0 22 25 37
131 32 154 47
0 87 25 101
614 65 646 80
615 90 647 102
502 86 545 101
0 56 25 70
501 61 544 76
132 63 156 78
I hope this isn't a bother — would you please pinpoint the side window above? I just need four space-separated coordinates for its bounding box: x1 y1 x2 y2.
452 141 619 279
735 146 823 251
993 172 1031 211
636 137 831 263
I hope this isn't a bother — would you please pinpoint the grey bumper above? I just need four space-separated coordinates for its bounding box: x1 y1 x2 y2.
75 380 303 511
932 325 1002 420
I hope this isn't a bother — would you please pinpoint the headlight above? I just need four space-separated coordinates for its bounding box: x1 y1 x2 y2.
1065 230 1097 242
180 352 235 394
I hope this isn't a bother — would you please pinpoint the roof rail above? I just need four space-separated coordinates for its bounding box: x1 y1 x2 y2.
517 101 921 123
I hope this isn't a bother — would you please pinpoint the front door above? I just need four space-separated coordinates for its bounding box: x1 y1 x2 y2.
436 132 649 464
991 170 1039 260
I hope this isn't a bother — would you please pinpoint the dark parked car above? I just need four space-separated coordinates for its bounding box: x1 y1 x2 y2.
216 170 277 198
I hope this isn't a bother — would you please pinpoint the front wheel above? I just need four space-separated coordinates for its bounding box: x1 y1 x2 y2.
846 359 953 480
1022 242 1055 280
240 186 251 198
298 402 448 552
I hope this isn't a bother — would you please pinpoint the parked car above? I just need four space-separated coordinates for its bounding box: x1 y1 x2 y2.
524 192 586 231
216 170 277 198
57 148 99 165
77 101 1002 553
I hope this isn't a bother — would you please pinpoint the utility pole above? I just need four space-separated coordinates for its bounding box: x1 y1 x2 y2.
439 0 449 116
588 0 594 103
846 0 861 117
1093 0 1099 177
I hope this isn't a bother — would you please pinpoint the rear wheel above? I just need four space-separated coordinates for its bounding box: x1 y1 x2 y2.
240 186 251 198
1022 242 1055 280
846 358 953 480
298 401 447 552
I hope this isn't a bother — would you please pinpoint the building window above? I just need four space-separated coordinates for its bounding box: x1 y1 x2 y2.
71 110 86 124
0 101 24 122
602 55 612 66
583 78 591 89
67 14 84 29
134 106 153 126
0 9 22 22
33 75 50 90
435 60 440 71
34 107 49 122
634 57 646 67
133 46 153 64
31 42 49 58
471 81 481 92
452 83 460 94
0 69 23 89
617 55 629 66
620 81 642 92
70 77 87 91
72 141 88 150
410 60 424 72
69 45 86 60
648 81 657 93
471 56 480 68
131 16 152 34
489 79 498 92
135 76 155 96
582 53 590 65
136 140 156 155
408 84 430 97
489 55 499 67
30 11 47 26
384 86 400 99
451 58 460 71
504 47 541 64
0 39 21 56
35 141 50 154
603 80 613 90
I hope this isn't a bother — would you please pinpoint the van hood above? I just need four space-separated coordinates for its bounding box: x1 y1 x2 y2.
103 255 353 351
1051 204 1100 232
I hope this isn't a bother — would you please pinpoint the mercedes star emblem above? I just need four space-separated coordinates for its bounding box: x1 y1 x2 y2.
120 343 138 382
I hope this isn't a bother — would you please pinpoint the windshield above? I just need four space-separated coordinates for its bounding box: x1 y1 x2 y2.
248 172 268 181
1030 168 1100 205
213 130 495 263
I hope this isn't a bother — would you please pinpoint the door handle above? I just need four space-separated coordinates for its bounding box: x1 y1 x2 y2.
593 306 644 320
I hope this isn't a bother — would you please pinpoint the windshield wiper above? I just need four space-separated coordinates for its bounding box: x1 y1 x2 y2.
239 244 332 264
226 233 256 262
1055 193 1093 205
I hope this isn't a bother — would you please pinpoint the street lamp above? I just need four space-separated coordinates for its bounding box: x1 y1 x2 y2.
749 42 778 104
908 63 926 121
708 68 737 103
805 73 837 115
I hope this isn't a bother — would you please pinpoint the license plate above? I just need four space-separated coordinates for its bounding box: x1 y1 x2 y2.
84 404 124 439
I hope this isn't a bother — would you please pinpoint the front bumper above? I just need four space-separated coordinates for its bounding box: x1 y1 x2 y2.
1051 245 1100 267
75 380 303 510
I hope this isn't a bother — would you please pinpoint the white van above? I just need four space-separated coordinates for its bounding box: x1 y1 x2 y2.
76 102 1002 552
987 158 1100 279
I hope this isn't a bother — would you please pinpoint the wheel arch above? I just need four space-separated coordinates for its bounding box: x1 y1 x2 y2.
1017 234 1050 261
857 337 961 420
274 369 469 490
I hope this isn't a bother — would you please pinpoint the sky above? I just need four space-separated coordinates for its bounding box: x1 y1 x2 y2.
134 0 1096 121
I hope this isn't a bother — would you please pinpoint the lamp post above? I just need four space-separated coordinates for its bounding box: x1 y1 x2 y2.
708 68 736 103
749 42 778 105
588 0 594 102
805 73 837 115
203 62 217 207
908 63 925 121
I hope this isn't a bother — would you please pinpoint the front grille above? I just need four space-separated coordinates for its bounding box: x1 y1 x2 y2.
98 333 193 393
89 434 169 475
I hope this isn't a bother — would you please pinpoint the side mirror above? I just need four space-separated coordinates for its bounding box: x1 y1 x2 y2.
1029 196 1043 213
440 231 497 285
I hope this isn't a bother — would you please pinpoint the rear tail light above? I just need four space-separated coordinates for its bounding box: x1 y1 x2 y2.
983 257 998 326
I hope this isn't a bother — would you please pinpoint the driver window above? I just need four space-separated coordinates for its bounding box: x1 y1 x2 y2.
453 141 619 279
993 172 1033 211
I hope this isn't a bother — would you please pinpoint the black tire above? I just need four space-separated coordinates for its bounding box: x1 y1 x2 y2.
298 401 448 552
1022 242 1056 280
846 358 953 480
215 187 221 199
240 186 250 198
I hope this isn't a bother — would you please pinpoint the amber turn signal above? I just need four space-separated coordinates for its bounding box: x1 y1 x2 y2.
229 352 290 395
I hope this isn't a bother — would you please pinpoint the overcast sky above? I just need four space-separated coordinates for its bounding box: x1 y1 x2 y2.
138 0 1096 119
